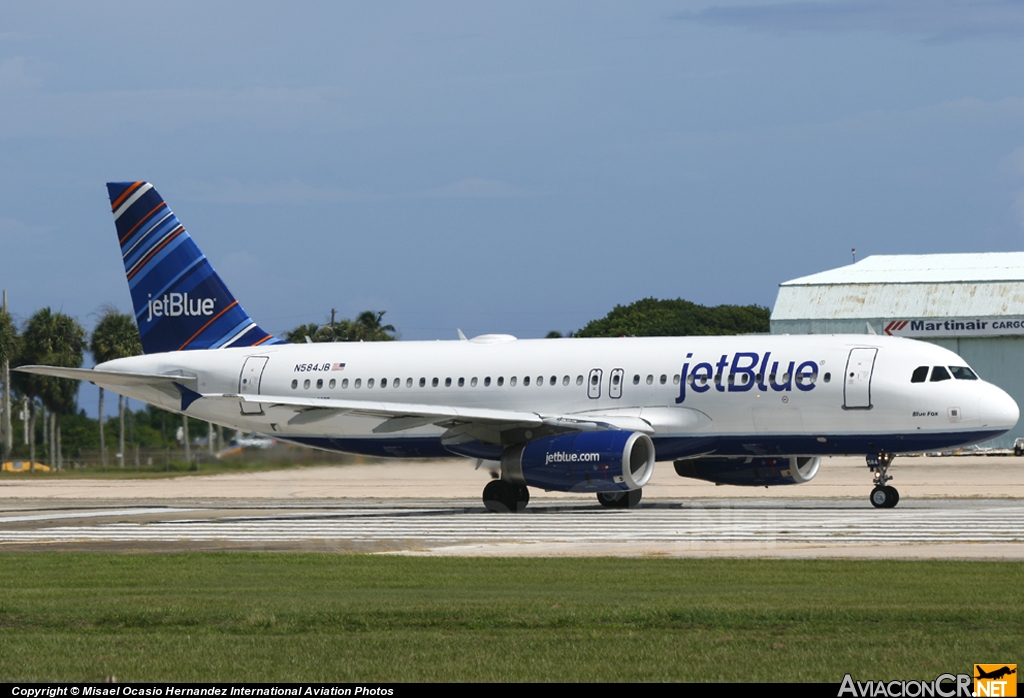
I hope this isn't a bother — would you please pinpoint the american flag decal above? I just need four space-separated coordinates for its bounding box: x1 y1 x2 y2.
332 363 346 371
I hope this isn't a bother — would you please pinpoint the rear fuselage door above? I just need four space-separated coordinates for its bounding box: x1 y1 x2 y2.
843 348 877 409
239 356 269 415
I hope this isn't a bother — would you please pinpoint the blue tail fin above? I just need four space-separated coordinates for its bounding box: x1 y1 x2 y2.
106 182 285 354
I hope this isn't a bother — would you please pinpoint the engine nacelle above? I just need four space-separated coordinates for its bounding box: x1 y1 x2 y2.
673 456 820 486
502 430 655 493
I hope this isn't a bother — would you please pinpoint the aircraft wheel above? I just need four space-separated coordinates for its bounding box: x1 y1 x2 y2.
870 486 890 509
596 489 642 509
884 485 900 508
483 480 528 513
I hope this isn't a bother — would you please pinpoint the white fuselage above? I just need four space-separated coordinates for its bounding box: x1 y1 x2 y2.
94 333 1018 461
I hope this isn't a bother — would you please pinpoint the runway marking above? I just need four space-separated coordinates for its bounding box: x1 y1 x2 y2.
0 508 196 524
2 505 1023 545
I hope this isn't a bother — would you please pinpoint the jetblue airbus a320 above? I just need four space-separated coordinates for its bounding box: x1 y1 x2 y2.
18 182 1019 511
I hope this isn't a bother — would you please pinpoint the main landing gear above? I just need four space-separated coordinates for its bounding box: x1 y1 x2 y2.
596 490 643 509
482 479 530 513
867 452 900 509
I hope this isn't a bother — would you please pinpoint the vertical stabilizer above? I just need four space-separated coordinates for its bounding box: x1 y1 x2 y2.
106 181 285 354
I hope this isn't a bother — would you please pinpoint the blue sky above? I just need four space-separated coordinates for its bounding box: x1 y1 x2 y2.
3 0 1024 353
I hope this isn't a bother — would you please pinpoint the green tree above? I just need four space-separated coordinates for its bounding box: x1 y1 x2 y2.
90 307 143 468
12 308 87 470
575 297 770 338
285 322 321 344
287 310 397 343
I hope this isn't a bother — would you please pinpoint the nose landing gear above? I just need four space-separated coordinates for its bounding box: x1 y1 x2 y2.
867 452 899 508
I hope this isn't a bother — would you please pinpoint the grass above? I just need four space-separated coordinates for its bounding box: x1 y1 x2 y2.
0 555 1020 682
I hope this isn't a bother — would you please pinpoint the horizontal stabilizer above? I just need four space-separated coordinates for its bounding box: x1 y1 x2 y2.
14 365 192 387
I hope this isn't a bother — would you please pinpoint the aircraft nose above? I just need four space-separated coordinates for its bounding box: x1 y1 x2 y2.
980 385 1019 432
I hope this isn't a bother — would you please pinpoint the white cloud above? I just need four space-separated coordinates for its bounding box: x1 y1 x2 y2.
679 0 1024 42
174 178 380 205
0 86 361 139
415 177 539 199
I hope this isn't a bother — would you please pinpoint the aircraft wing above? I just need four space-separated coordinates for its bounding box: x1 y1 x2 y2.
220 393 545 429
199 393 666 444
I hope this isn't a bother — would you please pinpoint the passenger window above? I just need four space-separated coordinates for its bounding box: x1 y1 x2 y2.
354 379 361 389
394 378 400 388
511 376 517 386
303 379 310 389
419 377 426 387
949 366 978 380
445 377 452 387
673 374 680 385
484 377 491 387
471 377 478 387
562 375 569 386
316 379 323 389
576 375 584 386
660 374 667 385
342 378 349 389
432 377 439 387
612 374 621 385
633 374 640 385
930 366 951 382
646 375 654 385
406 378 413 388
537 376 543 386
497 376 504 386
367 378 374 388
458 377 465 387
380 378 387 388
523 376 531 386
823 373 831 383
550 376 557 386
911 366 928 383
329 379 336 389
291 379 298 389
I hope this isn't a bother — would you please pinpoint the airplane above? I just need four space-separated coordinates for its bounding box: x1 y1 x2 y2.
17 182 1019 512
975 666 1016 681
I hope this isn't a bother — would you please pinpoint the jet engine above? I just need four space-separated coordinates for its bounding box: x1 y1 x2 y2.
673 456 820 486
501 430 655 492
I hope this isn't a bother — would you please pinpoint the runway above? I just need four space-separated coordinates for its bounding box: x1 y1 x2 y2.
2 456 1023 557
2 498 1023 558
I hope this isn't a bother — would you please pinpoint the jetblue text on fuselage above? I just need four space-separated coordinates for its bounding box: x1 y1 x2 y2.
146 293 215 323
676 351 820 404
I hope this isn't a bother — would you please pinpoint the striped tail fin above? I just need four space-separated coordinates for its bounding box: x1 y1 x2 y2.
107 182 285 354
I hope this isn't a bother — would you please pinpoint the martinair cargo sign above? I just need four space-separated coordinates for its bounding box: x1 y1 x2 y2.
884 318 1024 338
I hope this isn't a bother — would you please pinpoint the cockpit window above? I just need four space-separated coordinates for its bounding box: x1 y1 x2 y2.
930 366 951 382
910 366 928 383
949 366 978 380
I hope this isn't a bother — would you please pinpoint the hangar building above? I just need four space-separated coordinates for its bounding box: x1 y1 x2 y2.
771 252 1024 448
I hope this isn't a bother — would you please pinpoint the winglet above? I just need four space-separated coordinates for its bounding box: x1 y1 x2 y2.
173 382 203 412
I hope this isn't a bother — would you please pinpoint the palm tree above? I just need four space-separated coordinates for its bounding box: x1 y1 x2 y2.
353 311 396 342
12 308 86 470
90 307 142 468
0 302 18 460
